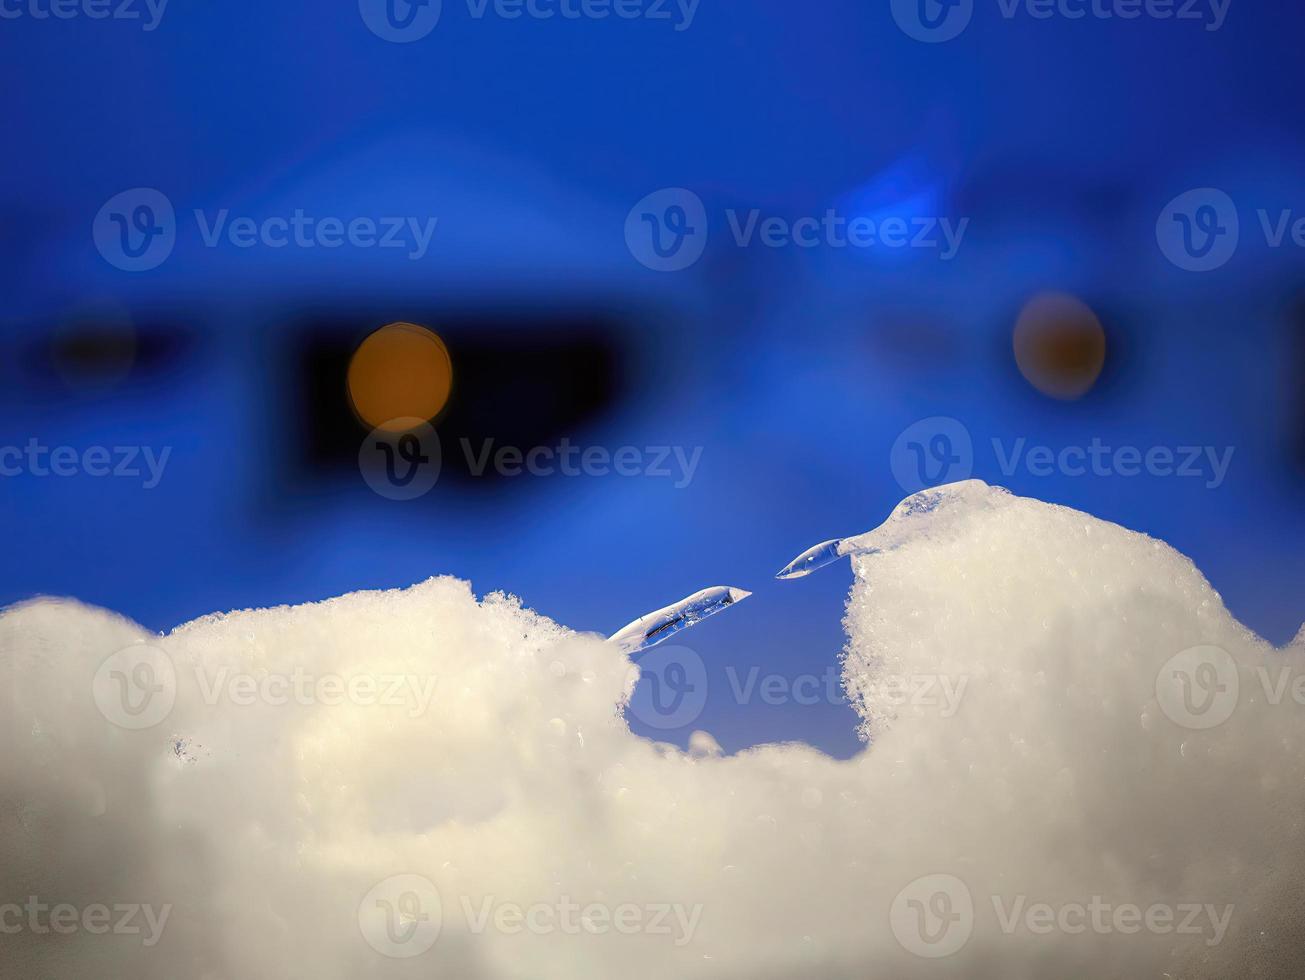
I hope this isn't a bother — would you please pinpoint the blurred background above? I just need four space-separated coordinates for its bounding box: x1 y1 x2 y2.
2 0 1303 757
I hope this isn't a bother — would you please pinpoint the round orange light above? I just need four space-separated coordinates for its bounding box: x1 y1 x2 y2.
347 322 453 433
1013 293 1106 400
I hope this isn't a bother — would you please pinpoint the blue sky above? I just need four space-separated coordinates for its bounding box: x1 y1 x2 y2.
2 0 1303 757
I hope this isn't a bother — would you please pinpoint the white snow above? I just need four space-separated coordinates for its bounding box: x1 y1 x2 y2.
2 480 1302 978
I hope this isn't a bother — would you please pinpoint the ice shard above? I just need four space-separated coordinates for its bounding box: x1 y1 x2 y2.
608 586 752 654
776 480 995 579
774 539 854 580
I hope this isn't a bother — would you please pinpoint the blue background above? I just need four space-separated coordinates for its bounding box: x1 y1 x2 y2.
2 0 1303 757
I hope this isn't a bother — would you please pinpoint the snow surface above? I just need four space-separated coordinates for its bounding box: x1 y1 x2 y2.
2 480 1302 978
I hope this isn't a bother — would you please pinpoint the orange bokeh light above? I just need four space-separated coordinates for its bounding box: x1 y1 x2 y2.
1013 293 1107 400
347 322 453 432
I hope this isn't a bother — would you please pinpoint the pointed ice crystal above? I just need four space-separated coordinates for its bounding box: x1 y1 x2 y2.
774 539 849 580
776 481 997 580
608 586 752 654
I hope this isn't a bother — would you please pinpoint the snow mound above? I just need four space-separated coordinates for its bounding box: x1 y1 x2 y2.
2 482 1302 978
